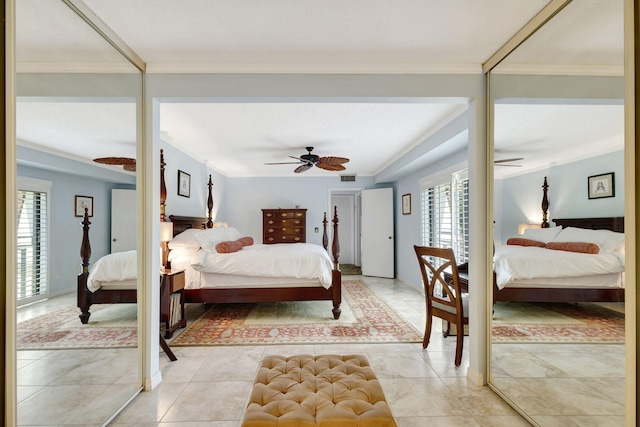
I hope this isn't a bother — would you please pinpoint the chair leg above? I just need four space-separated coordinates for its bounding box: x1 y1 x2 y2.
423 314 433 349
454 322 464 367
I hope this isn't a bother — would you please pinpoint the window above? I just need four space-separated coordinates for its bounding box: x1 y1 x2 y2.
420 169 469 264
17 177 51 305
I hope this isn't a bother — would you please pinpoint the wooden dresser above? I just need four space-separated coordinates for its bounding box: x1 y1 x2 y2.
262 208 307 244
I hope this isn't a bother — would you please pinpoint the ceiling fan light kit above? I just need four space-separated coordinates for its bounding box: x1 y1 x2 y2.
265 146 349 173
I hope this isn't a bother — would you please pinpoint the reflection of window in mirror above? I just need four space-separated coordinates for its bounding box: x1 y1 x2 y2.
488 0 625 424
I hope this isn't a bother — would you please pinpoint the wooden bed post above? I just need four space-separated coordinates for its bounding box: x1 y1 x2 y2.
322 212 329 250
541 176 549 228
207 174 214 228
78 209 92 324
160 148 167 222
331 206 342 319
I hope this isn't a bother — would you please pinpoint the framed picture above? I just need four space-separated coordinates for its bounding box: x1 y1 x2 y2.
74 195 93 217
402 193 412 215
178 170 191 197
588 172 615 199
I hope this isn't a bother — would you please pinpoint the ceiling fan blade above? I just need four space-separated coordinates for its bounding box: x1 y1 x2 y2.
494 157 524 164
264 161 304 165
123 164 136 172
93 157 136 166
316 163 346 171
317 156 350 165
289 155 312 163
294 163 313 173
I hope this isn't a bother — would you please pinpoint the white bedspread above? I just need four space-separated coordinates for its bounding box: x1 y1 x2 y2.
190 243 334 289
87 250 137 292
493 245 625 290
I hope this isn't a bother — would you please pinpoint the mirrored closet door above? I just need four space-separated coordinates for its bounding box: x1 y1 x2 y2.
15 0 142 425
488 1 625 425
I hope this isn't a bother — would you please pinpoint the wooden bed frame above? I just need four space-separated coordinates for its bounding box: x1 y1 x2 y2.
493 177 625 303
77 149 169 324
78 147 342 322
169 207 343 319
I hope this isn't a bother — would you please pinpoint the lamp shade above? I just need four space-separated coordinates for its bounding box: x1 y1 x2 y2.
160 221 174 242
518 223 541 235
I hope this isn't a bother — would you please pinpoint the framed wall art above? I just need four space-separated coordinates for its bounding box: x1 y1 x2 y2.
402 193 412 215
178 170 191 197
74 195 93 217
588 172 615 199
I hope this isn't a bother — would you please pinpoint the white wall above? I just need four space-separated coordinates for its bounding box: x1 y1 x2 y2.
496 150 624 244
224 176 375 248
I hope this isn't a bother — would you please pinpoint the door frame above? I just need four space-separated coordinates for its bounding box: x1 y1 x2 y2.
328 188 363 266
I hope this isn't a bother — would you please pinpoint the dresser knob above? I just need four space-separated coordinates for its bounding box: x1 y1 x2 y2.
282 228 287 231
266 213 272 217
268 228 274 232
281 213 287 217
268 220 274 225
267 237 274 241
294 237 300 241
282 236 287 240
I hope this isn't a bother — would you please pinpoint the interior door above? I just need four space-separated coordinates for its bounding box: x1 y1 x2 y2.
360 187 394 277
111 189 137 252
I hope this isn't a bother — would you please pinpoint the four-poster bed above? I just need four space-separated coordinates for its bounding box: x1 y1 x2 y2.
493 177 625 303
77 150 342 324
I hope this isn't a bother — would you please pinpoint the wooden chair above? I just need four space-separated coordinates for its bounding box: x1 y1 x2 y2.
414 245 469 366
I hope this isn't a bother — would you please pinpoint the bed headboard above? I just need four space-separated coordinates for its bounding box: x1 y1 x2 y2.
552 217 624 232
169 215 211 236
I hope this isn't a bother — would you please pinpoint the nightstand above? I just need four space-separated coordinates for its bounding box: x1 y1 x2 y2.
160 269 187 339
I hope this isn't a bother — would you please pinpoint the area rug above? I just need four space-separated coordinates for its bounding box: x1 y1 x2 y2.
17 304 137 350
492 302 625 344
170 280 423 346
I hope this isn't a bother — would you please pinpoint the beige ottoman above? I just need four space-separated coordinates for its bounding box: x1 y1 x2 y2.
242 354 397 427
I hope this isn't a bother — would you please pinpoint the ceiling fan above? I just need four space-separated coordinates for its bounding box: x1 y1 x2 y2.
265 146 350 173
93 157 136 172
494 157 523 167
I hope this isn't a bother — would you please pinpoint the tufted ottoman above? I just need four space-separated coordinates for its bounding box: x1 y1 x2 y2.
242 354 397 427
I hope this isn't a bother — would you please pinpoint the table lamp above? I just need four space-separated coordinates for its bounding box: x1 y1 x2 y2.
160 221 174 270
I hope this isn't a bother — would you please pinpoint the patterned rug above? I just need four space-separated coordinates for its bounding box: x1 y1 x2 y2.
17 304 138 350
170 280 423 346
492 302 625 343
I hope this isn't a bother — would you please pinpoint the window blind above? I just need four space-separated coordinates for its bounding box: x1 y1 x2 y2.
17 188 49 304
420 168 469 265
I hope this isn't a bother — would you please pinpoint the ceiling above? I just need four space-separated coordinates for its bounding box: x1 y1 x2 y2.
15 0 624 180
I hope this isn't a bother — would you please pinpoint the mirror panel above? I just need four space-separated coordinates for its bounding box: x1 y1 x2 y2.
15 0 141 425
489 1 624 425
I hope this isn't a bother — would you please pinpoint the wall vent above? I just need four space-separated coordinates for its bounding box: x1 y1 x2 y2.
340 174 357 182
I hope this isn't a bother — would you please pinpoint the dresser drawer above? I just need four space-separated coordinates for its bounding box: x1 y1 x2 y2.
264 234 305 243
263 217 305 227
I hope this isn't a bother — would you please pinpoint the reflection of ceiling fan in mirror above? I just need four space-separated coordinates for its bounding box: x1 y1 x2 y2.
264 146 350 173
494 157 523 167
93 157 136 171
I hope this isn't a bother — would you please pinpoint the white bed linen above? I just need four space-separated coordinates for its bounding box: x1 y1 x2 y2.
87 250 137 292
190 243 334 289
494 245 625 290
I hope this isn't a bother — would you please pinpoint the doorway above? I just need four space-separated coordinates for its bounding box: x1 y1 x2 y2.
329 189 362 267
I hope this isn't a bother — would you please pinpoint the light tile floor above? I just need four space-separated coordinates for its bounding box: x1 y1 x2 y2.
17 276 624 426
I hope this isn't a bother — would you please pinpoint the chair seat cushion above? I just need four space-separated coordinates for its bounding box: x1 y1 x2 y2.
433 294 468 316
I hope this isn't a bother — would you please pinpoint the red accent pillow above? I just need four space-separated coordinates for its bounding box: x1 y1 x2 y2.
545 241 600 254
238 236 254 247
506 237 546 248
216 240 245 253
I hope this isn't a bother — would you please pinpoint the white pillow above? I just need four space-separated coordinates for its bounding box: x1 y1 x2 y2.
522 226 562 243
553 227 625 254
168 228 203 250
192 226 240 251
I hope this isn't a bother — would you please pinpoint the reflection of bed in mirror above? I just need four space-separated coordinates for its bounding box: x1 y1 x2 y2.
76 149 169 324
493 179 625 304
